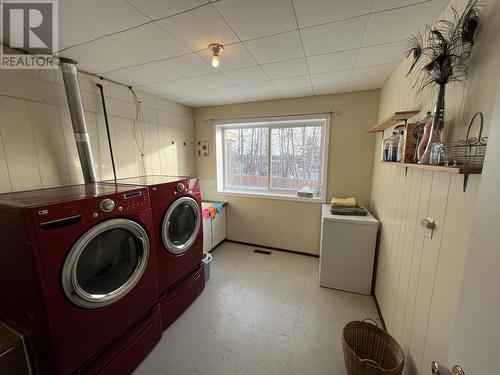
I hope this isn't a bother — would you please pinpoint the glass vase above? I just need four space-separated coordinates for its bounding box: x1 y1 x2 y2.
420 84 445 164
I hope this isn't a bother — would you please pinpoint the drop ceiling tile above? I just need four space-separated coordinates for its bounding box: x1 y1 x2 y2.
218 86 247 97
156 6 238 52
293 0 373 28
261 58 309 80
307 49 358 74
60 38 131 73
103 60 184 86
127 0 208 20
244 31 304 64
163 54 216 77
224 66 269 84
351 63 398 82
273 75 311 91
104 54 215 87
348 79 385 92
362 1 449 46
176 72 235 91
214 0 296 40
371 0 424 13
113 23 191 61
301 16 369 56
245 91 284 102
356 40 406 68
142 80 185 95
63 23 190 73
311 70 352 86
281 87 315 98
144 73 233 94
197 43 257 71
314 83 349 95
160 92 195 105
239 81 279 94
188 88 229 100
59 0 149 50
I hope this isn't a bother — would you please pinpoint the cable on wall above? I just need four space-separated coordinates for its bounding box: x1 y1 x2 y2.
129 87 147 175
96 82 117 181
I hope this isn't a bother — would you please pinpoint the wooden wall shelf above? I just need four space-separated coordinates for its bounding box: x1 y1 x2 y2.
378 161 482 174
378 161 482 191
368 110 420 133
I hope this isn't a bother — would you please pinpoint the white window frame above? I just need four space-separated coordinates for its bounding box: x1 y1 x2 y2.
215 114 330 203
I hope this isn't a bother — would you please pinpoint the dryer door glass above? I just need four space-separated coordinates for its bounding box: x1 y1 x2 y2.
62 218 150 309
162 197 201 255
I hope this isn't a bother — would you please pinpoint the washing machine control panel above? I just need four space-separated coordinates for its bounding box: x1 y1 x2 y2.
99 198 115 212
89 189 149 219
122 190 149 211
176 183 185 192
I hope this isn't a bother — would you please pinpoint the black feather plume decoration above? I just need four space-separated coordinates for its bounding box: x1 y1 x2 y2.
405 0 483 95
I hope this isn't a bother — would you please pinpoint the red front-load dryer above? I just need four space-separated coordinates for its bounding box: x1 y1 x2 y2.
111 176 205 330
0 184 161 375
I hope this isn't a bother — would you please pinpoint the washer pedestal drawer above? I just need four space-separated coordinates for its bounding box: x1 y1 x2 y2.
160 264 205 331
79 304 162 375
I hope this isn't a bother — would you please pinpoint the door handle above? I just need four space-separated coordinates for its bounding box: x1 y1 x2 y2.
431 361 440 375
452 365 465 375
431 361 465 375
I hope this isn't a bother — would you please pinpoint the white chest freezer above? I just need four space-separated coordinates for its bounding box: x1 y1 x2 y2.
319 204 379 295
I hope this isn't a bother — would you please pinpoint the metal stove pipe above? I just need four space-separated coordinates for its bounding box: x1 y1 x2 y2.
59 57 97 183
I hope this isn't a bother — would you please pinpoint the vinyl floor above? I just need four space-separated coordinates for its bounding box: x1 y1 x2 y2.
134 241 380 375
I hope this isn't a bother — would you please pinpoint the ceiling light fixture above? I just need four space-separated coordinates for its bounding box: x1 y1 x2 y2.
209 43 224 68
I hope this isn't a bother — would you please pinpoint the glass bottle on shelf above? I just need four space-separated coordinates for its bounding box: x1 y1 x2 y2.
388 131 400 162
397 129 404 162
382 136 392 161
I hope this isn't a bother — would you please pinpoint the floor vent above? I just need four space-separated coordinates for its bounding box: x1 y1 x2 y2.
254 249 272 255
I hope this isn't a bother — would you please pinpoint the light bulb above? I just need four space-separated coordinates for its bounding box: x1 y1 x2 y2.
209 44 223 68
212 55 220 68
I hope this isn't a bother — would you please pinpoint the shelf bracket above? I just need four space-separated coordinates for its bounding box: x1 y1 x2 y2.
463 174 470 192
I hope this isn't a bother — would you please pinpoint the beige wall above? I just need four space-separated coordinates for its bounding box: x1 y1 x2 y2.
370 0 500 373
194 90 380 254
0 68 195 193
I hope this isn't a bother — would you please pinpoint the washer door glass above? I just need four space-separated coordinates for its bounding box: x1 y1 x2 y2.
162 197 201 255
62 218 150 309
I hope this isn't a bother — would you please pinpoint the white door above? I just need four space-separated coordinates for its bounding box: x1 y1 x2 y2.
433 82 500 374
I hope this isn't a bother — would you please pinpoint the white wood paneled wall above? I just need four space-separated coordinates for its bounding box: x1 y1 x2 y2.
0 69 195 193
370 0 500 373
371 164 479 374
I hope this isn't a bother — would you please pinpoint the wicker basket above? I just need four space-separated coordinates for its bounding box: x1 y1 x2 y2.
342 319 405 375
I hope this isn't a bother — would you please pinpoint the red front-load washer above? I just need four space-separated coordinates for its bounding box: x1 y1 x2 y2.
111 176 204 330
0 184 161 375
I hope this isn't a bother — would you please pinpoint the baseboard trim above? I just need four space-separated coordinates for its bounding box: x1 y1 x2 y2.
373 293 387 331
224 239 319 258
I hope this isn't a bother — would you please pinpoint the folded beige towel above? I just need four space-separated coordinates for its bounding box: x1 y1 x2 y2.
331 197 357 207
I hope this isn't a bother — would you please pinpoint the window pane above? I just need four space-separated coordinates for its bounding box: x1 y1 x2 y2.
225 128 268 189
271 126 322 192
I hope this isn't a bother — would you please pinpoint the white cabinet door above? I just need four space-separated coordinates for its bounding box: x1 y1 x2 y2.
212 208 226 247
202 216 212 252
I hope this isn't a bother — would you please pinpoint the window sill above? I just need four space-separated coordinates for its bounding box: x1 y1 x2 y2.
217 189 325 203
